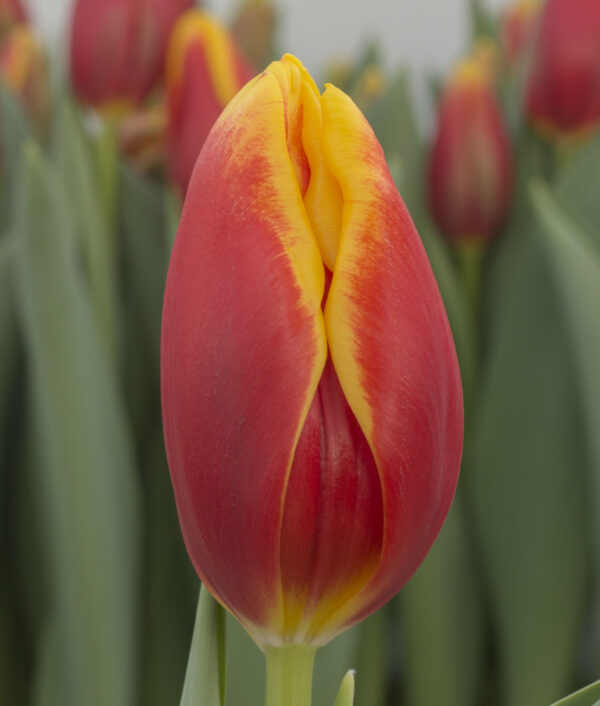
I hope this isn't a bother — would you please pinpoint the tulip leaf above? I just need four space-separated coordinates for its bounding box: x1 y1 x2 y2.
52 99 118 360
0 84 32 232
180 585 226 706
400 488 484 706
0 236 18 477
225 612 264 706
366 68 422 213
333 671 355 706
13 142 141 706
117 164 168 374
550 680 600 706
467 199 590 705
140 429 197 706
352 609 387 706
530 179 600 666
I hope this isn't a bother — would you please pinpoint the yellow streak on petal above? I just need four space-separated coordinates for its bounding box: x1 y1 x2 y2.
216 64 328 637
321 84 385 443
301 78 344 272
166 9 241 108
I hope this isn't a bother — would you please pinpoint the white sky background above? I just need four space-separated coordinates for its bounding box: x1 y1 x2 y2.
27 0 509 122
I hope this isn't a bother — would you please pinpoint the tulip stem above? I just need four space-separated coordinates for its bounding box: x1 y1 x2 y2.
457 240 484 324
264 645 317 706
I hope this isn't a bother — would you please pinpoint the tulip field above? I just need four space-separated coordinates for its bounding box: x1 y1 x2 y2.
1 0 600 705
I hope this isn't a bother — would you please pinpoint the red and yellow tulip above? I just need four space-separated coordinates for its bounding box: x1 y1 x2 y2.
428 57 513 245
0 0 27 39
69 0 193 111
0 24 48 133
165 9 254 196
161 55 463 648
525 0 600 136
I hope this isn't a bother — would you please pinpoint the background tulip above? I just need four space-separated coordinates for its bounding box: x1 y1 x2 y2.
0 0 27 39
69 0 193 111
165 9 254 196
525 0 600 136
162 53 463 667
428 57 513 245
0 24 48 133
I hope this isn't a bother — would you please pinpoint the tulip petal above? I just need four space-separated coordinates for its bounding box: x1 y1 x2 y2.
162 68 327 644
319 85 463 639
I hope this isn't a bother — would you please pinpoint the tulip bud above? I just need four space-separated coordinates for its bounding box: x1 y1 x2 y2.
501 0 540 67
0 0 27 39
162 55 463 649
69 0 194 111
0 25 49 133
165 9 254 196
525 0 600 136
427 58 513 245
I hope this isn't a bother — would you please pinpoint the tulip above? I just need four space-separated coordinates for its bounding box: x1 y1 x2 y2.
525 0 600 136
0 0 27 39
69 0 193 111
501 0 540 66
428 57 513 245
0 25 48 133
165 9 254 195
162 54 462 696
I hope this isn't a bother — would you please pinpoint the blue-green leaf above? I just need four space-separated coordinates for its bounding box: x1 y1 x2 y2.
14 142 141 706
180 585 226 706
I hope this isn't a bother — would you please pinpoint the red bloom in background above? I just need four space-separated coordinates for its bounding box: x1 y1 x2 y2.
0 0 27 38
525 0 600 135
161 55 463 648
69 0 193 110
428 58 513 244
165 9 254 196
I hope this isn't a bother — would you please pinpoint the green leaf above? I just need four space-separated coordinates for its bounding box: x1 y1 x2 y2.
314 625 361 706
466 203 590 705
333 671 355 706
117 164 168 374
530 180 600 665
367 68 422 213
0 84 32 233
140 429 197 706
52 100 118 360
400 489 484 706
180 585 226 706
225 612 264 706
352 609 387 706
13 142 141 706
550 680 600 706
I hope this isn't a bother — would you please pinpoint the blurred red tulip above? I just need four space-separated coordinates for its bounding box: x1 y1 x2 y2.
526 0 600 135
0 24 48 132
0 0 27 39
69 0 193 111
428 58 513 245
165 9 254 196
162 55 463 647
501 0 541 66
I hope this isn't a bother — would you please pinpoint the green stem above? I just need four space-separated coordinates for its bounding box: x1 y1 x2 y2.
457 239 484 326
264 645 317 706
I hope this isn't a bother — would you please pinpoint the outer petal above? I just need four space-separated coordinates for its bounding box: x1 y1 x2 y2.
166 10 255 195
318 85 463 640
161 69 326 645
